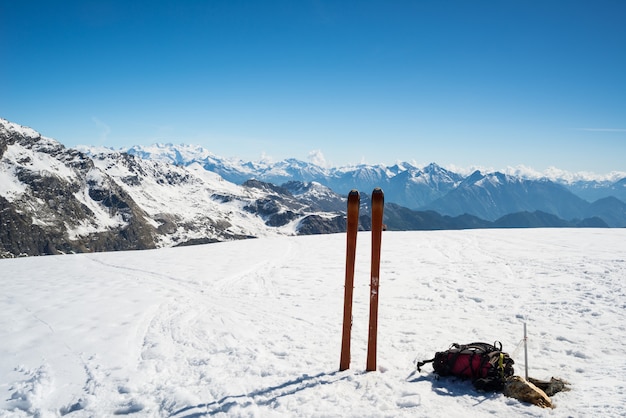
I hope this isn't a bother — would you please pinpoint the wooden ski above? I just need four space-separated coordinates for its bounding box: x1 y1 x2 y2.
340 190 360 371
366 187 384 371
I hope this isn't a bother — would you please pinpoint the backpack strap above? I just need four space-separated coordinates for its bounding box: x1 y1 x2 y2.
497 352 505 378
463 342 500 353
416 358 434 372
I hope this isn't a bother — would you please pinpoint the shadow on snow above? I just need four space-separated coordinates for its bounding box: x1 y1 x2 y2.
169 370 350 417
406 369 499 406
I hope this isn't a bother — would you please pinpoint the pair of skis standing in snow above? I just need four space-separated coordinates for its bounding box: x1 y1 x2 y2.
340 188 384 372
337 190 516 391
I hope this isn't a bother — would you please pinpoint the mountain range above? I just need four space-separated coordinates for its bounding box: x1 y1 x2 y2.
125 143 626 225
1 117 625 257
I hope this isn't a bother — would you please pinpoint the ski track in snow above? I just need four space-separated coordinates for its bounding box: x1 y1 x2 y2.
1 229 625 417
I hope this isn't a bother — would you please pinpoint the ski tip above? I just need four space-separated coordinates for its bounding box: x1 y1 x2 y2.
372 188 384 203
348 190 360 204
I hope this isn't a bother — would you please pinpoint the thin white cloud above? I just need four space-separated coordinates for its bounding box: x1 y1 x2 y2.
92 117 111 143
445 164 626 183
307 149 328 167
259 151 273 164
576 128 626 132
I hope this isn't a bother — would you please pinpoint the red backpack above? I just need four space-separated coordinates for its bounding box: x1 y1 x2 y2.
417 342 515 391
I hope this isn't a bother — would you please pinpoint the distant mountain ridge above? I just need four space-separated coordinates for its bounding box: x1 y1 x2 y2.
126 143 626 226
126 143 626 201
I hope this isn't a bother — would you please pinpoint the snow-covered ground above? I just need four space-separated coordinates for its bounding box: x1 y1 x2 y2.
1 229 625 417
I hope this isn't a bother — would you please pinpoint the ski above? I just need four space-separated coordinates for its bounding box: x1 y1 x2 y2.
367 187 384 371
340 189 360 371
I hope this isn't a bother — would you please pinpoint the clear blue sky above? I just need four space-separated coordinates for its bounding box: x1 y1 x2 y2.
1 0 625 173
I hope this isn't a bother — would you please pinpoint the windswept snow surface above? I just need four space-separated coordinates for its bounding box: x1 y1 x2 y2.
1 229 625 417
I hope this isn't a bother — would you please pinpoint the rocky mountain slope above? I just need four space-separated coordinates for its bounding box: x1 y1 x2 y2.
0 119 348 257
0 120 157 257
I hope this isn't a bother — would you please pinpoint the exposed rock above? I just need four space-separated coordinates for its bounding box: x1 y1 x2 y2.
0 120 157 256
297 214 347 235
527 377 571 397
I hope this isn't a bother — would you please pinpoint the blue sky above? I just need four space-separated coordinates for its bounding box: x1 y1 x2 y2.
1 0 625 173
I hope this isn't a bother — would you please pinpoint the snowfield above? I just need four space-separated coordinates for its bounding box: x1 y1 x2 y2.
1 229 625 417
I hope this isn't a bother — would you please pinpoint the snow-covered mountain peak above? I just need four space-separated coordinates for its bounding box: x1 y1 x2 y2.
502 164 626 184
127 143 217 165
0 117 41 140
